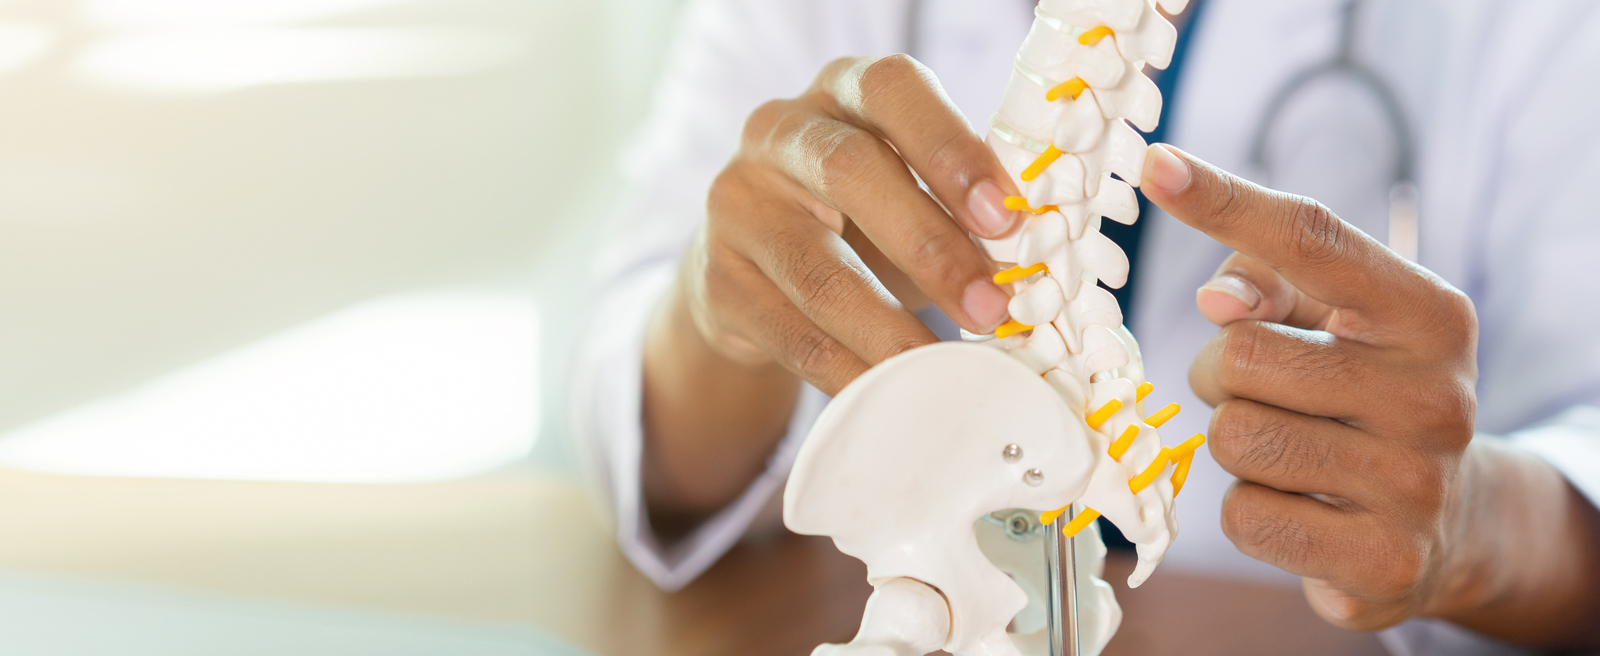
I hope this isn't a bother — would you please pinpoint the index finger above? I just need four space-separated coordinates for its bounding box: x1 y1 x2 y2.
1139 143 1434 330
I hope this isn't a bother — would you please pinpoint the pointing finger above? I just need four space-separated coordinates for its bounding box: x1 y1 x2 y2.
1142 143 1442 342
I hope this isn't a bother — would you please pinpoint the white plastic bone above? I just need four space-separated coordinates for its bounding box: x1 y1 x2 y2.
1017 25 1126 90
813 578 951 656
1070 324 1130 377
1077 379 1178 587
1058 280 1125 353
1088 62 1163 132
785 343 1096 656
1016 212 1069 272
1071 120 1147 197
1009 276 1067 327
789 1 1191 653
1027 155 1090 209
1013 322 1070 374
1044 367 1091 414
1088 176 1140 228
1076 227 1132 290
1114 2 1179 69
998 73 1107 154
1039 0 1146 32
1158 0 1190 16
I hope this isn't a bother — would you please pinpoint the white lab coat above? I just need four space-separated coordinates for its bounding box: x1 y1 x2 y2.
569 0 1600 653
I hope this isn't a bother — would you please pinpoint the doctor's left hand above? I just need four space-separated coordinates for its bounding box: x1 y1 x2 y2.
1141 144 1600 648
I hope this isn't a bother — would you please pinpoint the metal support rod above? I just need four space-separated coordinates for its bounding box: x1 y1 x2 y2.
1045 505 1080 656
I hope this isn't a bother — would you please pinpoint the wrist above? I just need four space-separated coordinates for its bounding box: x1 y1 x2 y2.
1422 438 1600 648
642 278 800 519
1418 440 1500 621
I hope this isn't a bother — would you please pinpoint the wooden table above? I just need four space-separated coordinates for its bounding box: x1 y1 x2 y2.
0 468 1385 655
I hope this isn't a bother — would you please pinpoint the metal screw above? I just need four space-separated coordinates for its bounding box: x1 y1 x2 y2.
1024 468 1044 486
1002 444 1023 463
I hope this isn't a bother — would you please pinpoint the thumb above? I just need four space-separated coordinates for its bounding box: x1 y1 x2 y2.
1198 252 1335 330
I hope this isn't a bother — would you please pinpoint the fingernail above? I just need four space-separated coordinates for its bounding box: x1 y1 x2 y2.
963 279 1011 332
967 180 1018 238
1199 274 1262 311
1147 144 1191 192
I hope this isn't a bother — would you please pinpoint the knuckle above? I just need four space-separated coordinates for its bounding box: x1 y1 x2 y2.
880 335 930 359
1223 495 1318 569
1215 404 1334 482
1225 322 1365 389
853 54 929 114
1362 533 1429 600
783 325 846 379
1219 489 1250 541
1393 371 1476 447
742 99 792 147
1430 285 1479 349
1205 172 1253 232
906 227 972 283
1215 322 1263 391
924 130 980 186
794 258 861 316
1283 199 1347 267
1279 332 1364 386
814 126 888 198
1385 450 1449 514
705 166 748 227
698 241 744 307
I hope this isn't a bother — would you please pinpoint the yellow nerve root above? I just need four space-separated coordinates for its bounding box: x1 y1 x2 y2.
1058 435 1206 536
1108 424 1139 460
995 321 1033 339
1170 434 1206 496
1136 382 1153 402
1171 456 1194 496
1129 447 1173 493
1078 26 1114 46
1145 402 1180 428
993 262 1049 285
1086 398 1122 429
1021 145 1064 182
1171 433 1206 459
1062 507 1102 537
1046 77 1090 102
1004 196 1059 215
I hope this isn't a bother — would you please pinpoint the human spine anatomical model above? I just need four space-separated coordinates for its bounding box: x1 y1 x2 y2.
983 0 1195 589
784 1 1201 655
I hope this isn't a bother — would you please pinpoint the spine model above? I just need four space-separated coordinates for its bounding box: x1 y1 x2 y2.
977 0 1202 589
781 3 1210 655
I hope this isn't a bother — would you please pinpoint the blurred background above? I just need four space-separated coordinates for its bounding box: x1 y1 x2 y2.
0 0 686 481
0 0 685 653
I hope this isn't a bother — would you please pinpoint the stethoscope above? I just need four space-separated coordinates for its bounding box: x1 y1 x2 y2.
1247 0 1420 261
906 0 1419 260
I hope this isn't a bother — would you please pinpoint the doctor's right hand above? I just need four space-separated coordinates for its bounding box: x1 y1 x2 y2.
642 55 1019 518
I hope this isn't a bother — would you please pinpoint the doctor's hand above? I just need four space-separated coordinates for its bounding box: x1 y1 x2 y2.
642 55 1018 520
1142 144 1600 648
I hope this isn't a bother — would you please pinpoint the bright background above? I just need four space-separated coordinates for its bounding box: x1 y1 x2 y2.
0 0 684 483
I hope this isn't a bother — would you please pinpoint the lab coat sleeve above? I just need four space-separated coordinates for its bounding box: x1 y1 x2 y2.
567 0 909 591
